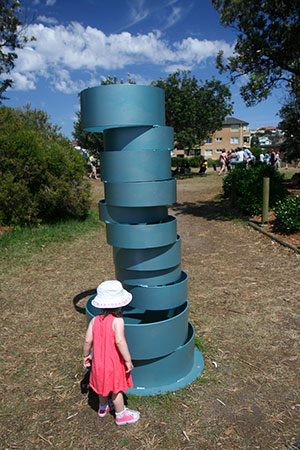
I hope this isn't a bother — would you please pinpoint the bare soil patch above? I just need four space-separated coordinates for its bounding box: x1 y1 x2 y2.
0 172 299 449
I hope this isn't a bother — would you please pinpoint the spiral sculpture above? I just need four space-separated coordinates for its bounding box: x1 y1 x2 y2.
81 84 204 395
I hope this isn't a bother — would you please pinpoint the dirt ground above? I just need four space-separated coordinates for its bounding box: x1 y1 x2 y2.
0 171 299 449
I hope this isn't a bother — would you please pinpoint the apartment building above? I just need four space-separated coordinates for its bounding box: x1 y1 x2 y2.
200 117 251 159
174 117 251 159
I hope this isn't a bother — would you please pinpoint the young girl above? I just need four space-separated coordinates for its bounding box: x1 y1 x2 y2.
83 280 140 425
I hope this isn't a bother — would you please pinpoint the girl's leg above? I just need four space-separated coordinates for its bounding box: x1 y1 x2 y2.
111 391 125 413
98 394 111 418
99 394 109 407
112 391 140 425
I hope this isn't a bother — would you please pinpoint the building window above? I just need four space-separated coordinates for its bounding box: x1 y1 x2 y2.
230 124 239 131
205 137 213 144
230 137 239 144
216 149 223 153
190 149 201 156
185 149 199 156
243 136 250 143
205 149 213 156
215 137 222 142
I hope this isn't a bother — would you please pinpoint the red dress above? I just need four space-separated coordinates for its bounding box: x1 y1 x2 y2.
89 314 133 396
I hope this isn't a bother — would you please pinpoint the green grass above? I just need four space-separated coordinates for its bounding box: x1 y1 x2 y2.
0 208 103 262
282 169 298 180
194 335 209 353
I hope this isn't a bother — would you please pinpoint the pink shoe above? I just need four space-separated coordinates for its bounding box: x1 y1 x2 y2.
115 408 140 426
98 399 114 417
98 404 110 418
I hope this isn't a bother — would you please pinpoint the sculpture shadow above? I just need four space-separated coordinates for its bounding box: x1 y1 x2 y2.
73 288 96 314
171 199 236 222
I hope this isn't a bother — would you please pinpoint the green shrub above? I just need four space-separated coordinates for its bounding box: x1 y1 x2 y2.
0 106 91 225
274 196 300 233
188 156 202 167
222 163 287 216
171 156 183 167
207 158 220 168
171 157 189 168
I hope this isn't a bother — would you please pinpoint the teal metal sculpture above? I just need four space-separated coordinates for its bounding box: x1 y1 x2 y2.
81 84 204 395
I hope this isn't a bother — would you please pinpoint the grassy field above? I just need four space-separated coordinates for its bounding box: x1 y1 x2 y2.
0 172 299 449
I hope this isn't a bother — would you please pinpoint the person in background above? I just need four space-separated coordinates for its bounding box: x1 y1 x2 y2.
244 148 255 166
264 152 270 164
224 151 232 171
89 154 98 179
275 152 281 168
199 159 208 174
230 149 238 164
219 150 227 176
259 152 265 163
236 147 245 163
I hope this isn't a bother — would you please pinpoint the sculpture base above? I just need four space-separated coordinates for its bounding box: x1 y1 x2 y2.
127 348 204 396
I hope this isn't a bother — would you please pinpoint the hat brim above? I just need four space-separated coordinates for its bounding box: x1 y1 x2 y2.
91 291 132 309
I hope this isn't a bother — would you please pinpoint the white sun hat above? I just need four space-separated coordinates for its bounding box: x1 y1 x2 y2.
91 280 132 309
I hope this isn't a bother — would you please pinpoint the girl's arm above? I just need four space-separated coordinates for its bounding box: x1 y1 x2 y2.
82 317 95 368
113 317 134 373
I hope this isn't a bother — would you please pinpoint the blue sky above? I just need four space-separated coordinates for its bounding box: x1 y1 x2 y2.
4 0 284 138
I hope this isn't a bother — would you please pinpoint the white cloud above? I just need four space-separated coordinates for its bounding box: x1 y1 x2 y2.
161 6 182 30
116 0 149 31
46 0 56 6
126 72 153 85
50 69 85 94
129 0 149 25
9 22 234 93
120 0 188 33
164 63 193 73
37 15 58 25
10 72 36 91
174 37 233 63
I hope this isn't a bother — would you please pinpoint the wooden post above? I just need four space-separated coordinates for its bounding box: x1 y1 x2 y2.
262 177 270 224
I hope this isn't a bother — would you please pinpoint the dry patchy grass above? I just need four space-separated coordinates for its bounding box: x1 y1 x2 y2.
1 173 299 449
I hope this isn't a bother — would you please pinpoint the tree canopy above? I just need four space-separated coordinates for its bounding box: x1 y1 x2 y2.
278 86 300 161
213 0 300 107
72 110 104 157
152 71 233 149
0 105 90 225
0 0 34 101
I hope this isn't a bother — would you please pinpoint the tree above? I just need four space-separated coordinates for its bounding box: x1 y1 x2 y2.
73 75 136 154
212 0 300 106
0 105 91 225
250 134 261 149
152 70 233 149
278 86 300 161
0 0 34 101
72 111 104 157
